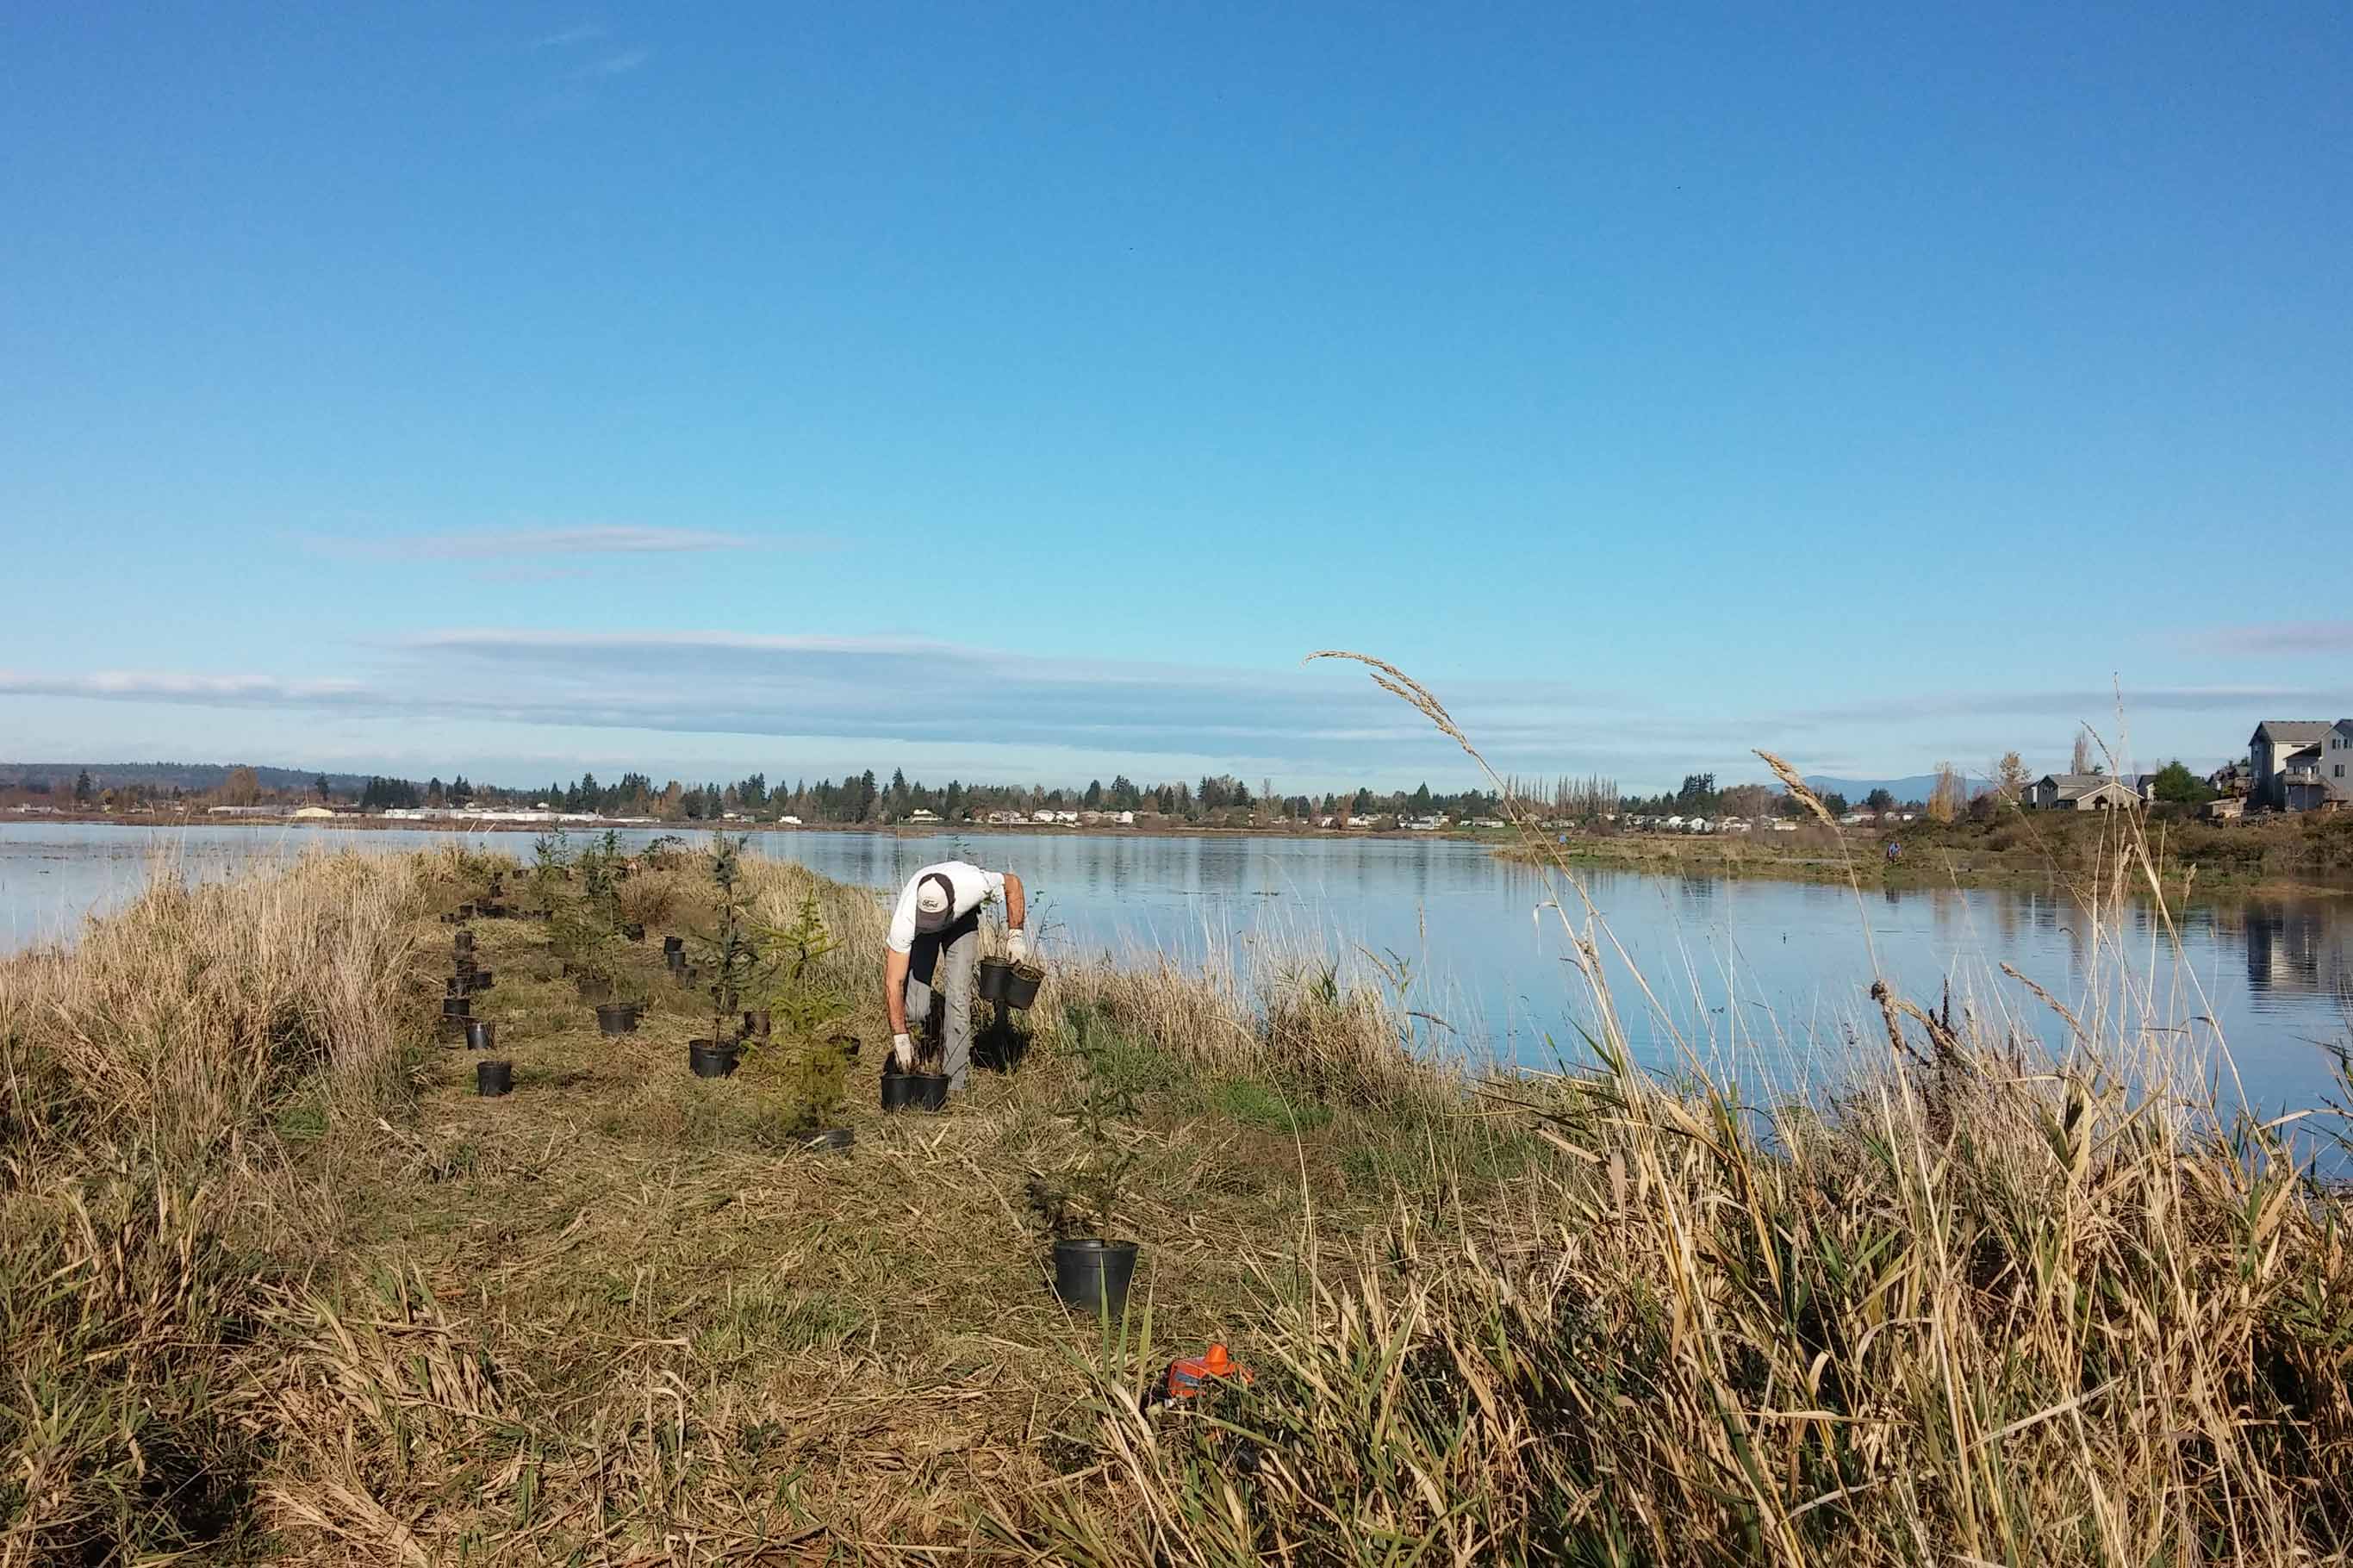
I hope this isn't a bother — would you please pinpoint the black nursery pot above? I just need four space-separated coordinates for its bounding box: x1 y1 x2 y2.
476 1060 514 1097
794 1128 854 1154
1050 1238 1141 1317
976 957 1012 1003
910 1073 950 1111
688 1039 739 1079
441 996 470 1018
662 935 685 955
594 1002 639 1036
453 931 475 955
457 903 476 919
1001 962 1044 1011
623 922 645 942
464 1017 496 1051
470 969 494 991
879 1072 919 1112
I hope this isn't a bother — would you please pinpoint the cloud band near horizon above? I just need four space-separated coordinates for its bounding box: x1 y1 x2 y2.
4 630 2348 788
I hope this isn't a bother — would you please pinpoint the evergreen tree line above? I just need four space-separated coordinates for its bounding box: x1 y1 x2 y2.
312 767 1606 826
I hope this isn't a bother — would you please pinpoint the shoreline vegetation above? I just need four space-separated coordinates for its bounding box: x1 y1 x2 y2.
18 801 2353 902
7 669 2353 1561
1509 807 2353 899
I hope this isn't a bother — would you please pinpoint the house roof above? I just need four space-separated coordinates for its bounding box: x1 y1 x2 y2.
2038 774 2107 791
2251 720 2336 745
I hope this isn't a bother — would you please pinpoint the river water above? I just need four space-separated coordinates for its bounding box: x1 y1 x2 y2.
4 821 2348 1113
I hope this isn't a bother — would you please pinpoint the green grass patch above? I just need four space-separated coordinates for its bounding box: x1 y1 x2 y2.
1217 1076 1332 1132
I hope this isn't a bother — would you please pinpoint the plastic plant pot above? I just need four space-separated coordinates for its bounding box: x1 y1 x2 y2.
622 922 645 942
879 1073 920 1112
476 1060 514 1097
464 1018 496 1052
688 1039 740 1079
742 1009 772 1039
662 936 685 955
441 996 471 1018
471 969 494 991
594 1003 640 1036
977 957 1012 1003
910 1073 950 1111
457 904 477 920
795 1128 854 1154
1050 1238 1140 1317
453 931 475 955
1001 962 1045 1011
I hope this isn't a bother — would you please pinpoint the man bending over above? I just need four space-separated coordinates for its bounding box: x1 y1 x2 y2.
884 859 1026 1092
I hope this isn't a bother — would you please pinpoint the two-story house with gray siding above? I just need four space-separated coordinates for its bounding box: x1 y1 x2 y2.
2248 721 2341 810
2284 720 2353 813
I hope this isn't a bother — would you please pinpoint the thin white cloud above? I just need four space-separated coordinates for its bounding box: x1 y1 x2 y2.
2190 622 2353 657
576 48 648 79
528 24 607 49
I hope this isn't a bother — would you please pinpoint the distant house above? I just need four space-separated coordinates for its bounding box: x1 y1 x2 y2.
2284 719 2353 812
1114 811 1135 826
2249 721 2343 810
292 806 335 819
777 814 803 825
908 809 941 823
2024 774 2140 811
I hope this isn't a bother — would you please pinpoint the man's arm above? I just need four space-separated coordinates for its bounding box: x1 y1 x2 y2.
884 948 911 1034
1001 871 1025 932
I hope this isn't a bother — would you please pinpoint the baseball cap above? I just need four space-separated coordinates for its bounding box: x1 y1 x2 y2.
913 873 955 934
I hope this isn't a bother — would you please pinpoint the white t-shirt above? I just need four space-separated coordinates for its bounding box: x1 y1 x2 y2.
885 860 1006 954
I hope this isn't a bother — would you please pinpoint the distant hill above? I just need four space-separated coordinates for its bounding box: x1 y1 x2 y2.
0 762 379 793
1802 774 1958 805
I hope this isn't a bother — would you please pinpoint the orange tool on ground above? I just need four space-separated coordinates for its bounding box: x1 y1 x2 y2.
1161 1342 1252 1402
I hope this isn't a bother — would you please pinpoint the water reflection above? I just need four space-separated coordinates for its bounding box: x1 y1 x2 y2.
3 822 2348 1109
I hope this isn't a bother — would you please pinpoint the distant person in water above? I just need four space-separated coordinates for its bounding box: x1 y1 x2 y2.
884 860 1027 1092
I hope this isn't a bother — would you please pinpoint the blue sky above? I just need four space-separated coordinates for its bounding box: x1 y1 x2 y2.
3 3 2347 794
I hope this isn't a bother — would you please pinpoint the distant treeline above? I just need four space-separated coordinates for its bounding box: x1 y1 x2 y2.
353 769 1541 826
10 758 1853 826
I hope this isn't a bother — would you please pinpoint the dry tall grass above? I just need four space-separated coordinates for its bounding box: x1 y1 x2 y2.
0 846 433 1565
987 656 2353 1564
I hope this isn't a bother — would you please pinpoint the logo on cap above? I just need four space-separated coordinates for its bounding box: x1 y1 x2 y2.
913 874 955 933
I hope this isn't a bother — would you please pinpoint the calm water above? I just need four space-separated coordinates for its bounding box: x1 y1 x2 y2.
4 822 2348 1111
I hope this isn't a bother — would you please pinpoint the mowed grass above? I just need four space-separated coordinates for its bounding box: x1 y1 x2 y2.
324 912 1376 1556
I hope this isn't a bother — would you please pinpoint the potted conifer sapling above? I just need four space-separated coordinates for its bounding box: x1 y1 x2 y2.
1043 1007 1143 1316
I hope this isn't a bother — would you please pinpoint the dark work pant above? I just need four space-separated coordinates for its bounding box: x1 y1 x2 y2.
906 909 980 1089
